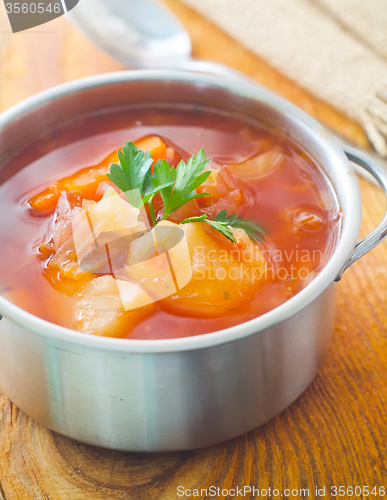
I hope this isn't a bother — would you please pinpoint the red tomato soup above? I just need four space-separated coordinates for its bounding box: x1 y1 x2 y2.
0 106 340 339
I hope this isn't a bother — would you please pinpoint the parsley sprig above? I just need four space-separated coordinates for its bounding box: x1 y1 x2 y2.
151 148 211 219
107 141 265 242
106 142 174 225
181 211 265 243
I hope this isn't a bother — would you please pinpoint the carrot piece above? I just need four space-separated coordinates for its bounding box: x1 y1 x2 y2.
28 152 117 214
29 185 59 212
28 137 167 214
135 136 167 164
58 166 110 200
164 146 181 167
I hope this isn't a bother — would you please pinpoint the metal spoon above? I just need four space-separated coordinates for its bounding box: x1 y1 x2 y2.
68 0 255 82
68 0 387 180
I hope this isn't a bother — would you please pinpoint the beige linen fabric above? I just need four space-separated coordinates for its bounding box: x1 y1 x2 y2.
316 0 387 61
181 0 387 156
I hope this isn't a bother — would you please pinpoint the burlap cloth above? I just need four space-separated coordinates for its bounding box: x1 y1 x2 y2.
181 0 387 156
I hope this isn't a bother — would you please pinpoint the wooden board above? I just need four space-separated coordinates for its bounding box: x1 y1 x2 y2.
1 2 387 498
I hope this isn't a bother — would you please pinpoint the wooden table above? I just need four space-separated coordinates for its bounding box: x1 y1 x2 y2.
1 1 387 498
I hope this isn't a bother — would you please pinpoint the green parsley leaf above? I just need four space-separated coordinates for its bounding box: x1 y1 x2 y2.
106 142 174 224
213 210 265 241
181 210 265 243
181 215 209 224
206 218 236 242
140 167 174 207
152 149 212 220
181 213 234 242
181 213 235 242
106 142 265 242
151 159 176 201
106 142 153 194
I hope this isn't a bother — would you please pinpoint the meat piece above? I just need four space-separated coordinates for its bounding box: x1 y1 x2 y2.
196 168 244 219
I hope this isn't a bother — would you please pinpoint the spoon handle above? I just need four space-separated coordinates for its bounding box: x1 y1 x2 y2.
68 0 191 69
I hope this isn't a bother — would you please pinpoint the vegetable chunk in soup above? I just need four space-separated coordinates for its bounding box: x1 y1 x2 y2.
0 107 340 339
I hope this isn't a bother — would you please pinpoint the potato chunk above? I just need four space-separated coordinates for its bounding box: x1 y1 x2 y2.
66 187 146 275
161 222 267 317
48 188 145 279
76 275 154 337
125 221 192 301
126 220 267 317
74 186 142 240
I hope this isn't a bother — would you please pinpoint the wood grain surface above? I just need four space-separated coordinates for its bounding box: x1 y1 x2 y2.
1 1 387 499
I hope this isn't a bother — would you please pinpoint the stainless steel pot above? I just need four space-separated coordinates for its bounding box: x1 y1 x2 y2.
1 71 387 452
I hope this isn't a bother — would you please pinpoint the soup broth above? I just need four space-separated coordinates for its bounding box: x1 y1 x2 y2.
0 105 340 339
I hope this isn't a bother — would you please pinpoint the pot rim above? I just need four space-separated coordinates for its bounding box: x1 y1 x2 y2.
0 69 362 353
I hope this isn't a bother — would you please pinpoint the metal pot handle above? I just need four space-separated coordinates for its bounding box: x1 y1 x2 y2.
335 145 387 281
